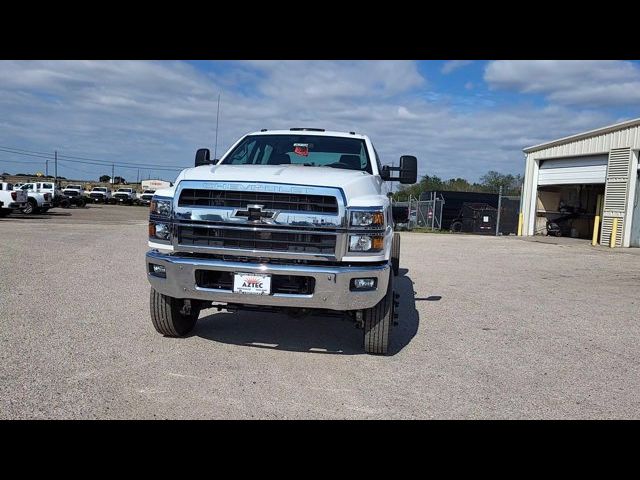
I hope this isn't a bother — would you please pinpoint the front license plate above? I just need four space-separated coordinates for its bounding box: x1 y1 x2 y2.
233 273 271 295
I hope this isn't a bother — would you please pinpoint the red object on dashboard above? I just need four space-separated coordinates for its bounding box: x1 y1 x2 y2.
293 145 309 157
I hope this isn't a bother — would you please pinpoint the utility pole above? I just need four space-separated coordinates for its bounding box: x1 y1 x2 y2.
136 168 140 184
214 93 221 159
495 185 503 236
45 158 48 177
54 150 57 184
112 164 115 185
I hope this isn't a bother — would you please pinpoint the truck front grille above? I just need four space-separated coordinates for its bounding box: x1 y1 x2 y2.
90 193 104 198
115 194 129 200
178 226 336 254
65 191 79 197
178 189 338 214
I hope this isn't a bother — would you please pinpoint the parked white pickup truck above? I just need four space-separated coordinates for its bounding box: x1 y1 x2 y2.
63 184 84 198
15 182 54 214
89 187 112 204
0 182 28 216
145 128 417 354
139 189 155 206
114 187 138 205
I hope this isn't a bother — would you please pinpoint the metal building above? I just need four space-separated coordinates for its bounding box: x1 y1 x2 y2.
521 118 640 247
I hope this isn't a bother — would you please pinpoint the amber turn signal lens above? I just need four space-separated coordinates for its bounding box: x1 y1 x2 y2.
148 223 156 237
371 236 384 250
372 212 385 226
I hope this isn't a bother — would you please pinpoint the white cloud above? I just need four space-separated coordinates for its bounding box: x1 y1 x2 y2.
484 60 640 107
0 60 621 183
441 60 473 74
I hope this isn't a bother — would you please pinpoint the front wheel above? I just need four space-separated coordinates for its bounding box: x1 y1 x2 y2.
391 232 401 276
150 288 200 337
363 271 395 355
451 221 463 233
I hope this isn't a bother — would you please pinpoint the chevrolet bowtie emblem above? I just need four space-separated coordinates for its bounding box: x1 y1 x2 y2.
235 204 274 221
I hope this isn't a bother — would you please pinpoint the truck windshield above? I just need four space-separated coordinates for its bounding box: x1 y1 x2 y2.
220 135 372 173
94 188 106 192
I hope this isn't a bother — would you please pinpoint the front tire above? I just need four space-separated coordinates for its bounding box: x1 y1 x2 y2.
391 232 400 276
363 271 395 355
150 288 200 337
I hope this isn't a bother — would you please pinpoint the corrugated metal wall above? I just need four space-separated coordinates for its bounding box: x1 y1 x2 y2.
528 125 640 159
600 148 632 247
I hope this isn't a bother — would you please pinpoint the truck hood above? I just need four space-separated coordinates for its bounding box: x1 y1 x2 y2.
177 164 384 204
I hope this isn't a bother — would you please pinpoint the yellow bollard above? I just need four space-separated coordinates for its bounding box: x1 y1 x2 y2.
592 215 600 246
517 212 523 236
610 217 618 248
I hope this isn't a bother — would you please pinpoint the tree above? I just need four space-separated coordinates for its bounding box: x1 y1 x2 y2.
99 175 111 183
479 171 523 195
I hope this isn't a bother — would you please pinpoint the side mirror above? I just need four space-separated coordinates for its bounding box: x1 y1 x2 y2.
380 165 391 181
399 155 417 184
195 148 212 167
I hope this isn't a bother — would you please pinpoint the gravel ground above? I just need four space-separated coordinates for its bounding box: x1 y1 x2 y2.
1 205 639 419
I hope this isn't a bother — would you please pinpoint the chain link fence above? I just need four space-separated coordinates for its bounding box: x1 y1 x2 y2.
394 193 444 230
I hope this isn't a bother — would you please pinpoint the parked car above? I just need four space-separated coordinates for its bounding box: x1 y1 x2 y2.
0 182 27 216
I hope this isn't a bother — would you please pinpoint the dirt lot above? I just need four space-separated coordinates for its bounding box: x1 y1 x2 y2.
1 205 639 419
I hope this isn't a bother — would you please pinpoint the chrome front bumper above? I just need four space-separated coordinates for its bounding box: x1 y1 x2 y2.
146 250 389 310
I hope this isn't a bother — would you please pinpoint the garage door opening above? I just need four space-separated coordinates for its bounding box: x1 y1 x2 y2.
535 184 605 239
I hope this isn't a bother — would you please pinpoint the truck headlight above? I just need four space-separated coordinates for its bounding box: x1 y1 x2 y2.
149 222 171 240
350 210 385 227
150 199 171 217
349 235 384 252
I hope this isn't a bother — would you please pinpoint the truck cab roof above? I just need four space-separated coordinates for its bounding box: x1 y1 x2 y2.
246 129 369 141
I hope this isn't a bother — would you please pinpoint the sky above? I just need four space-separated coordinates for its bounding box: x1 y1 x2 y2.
1 60 639 183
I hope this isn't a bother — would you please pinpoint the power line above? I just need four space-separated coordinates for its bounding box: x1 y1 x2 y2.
57 152 186 170
0 147 184 172
0 145 188 171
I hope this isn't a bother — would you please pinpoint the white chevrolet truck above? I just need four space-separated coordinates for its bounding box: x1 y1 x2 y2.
145 128 417 354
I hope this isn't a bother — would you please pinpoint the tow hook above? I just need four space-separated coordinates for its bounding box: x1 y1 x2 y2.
355 310 364 329
180 299 192 316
